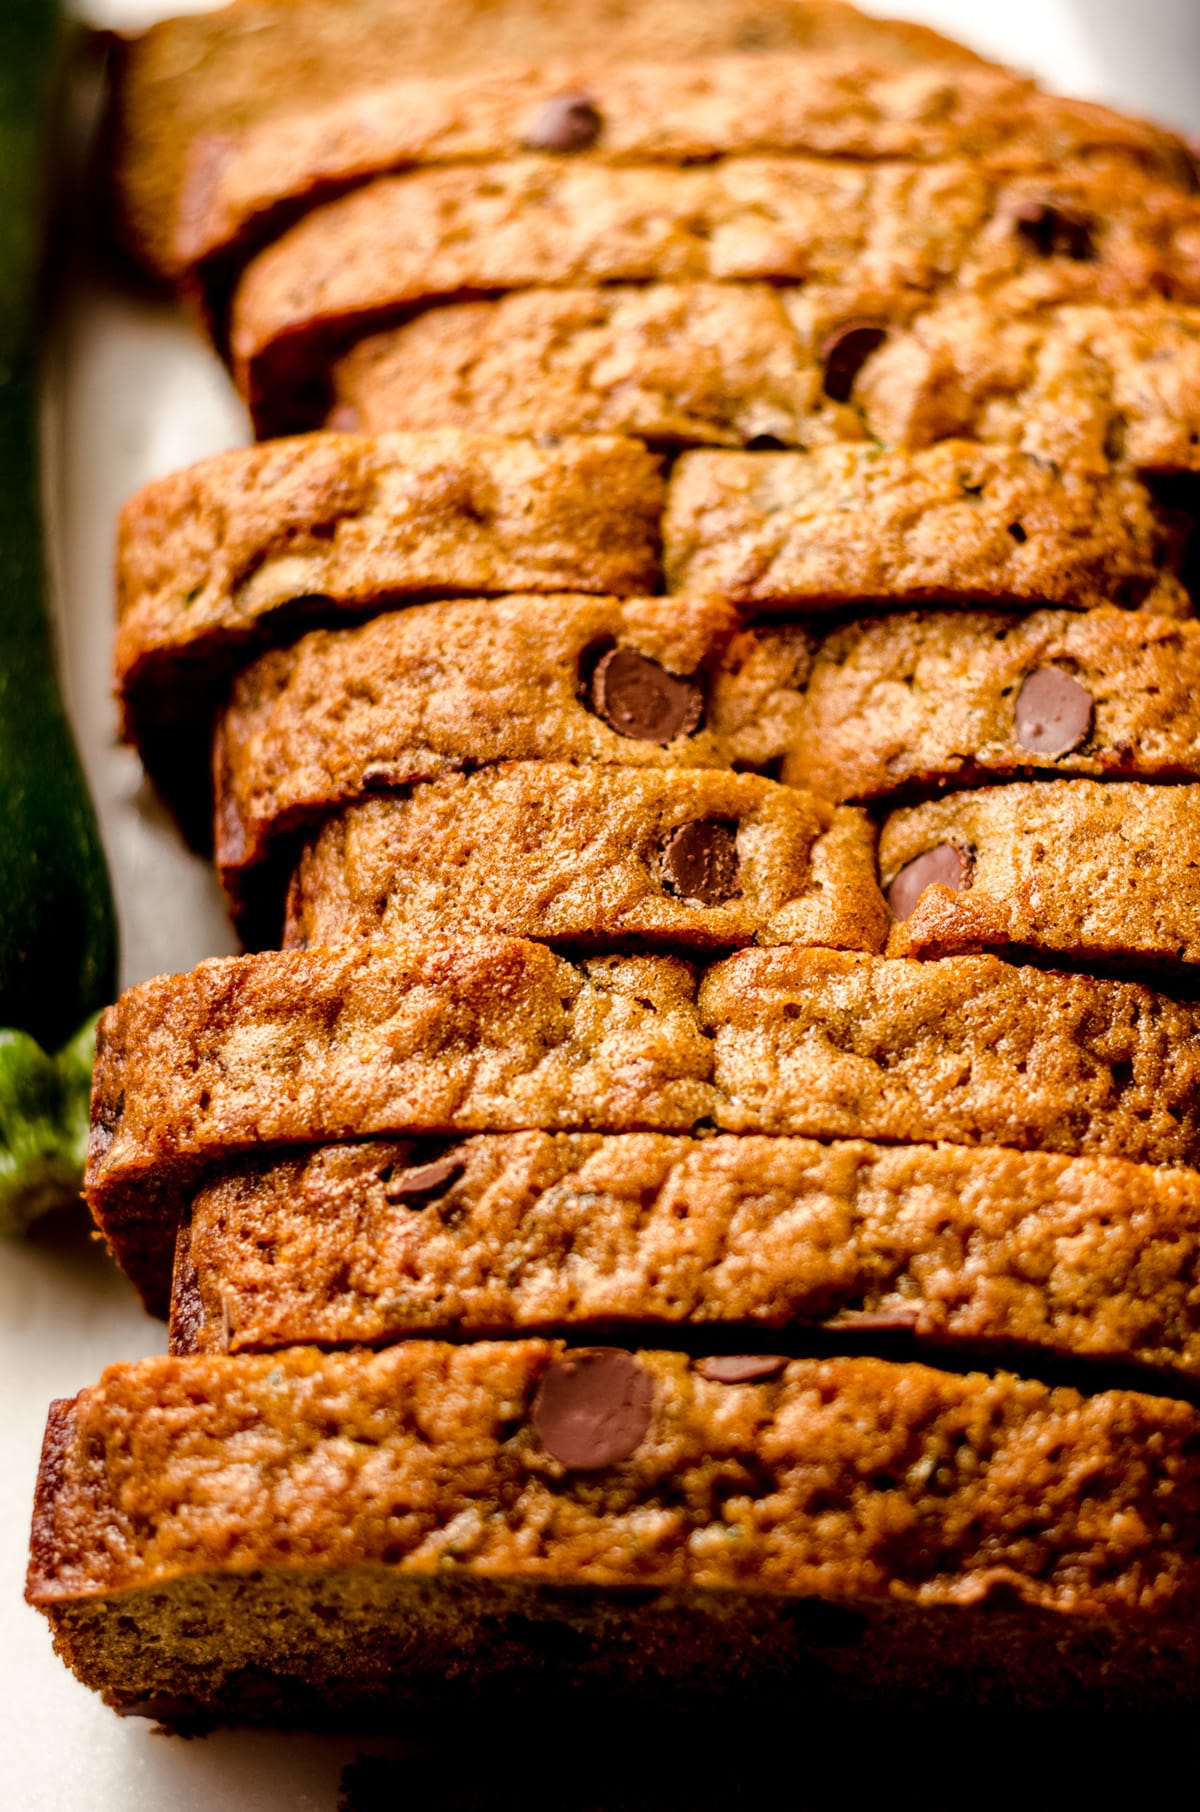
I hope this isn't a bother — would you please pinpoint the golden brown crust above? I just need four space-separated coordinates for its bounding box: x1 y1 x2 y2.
110 0 988 279
882 780 1200 970
231 161 1200 433
662 443 1192 614
174 1130 1200 1384
213 595 769 886
88 943 1200 1313
180 54 1195 304
27 1345 1200 1626
790 607 1200 801
332 289 1200 474
116 432 664 741
282 766 887 955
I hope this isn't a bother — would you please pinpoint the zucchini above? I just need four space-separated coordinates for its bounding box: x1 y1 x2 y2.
0 0 118 1232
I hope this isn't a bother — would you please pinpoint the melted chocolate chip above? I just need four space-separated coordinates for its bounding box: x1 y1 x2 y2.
532 1349 654 1469
587 647 704 744
523 91 603 153
887 844 969 923
660 819 740 906
382 1153 465 1205
1014 667 1094 758
819 320 890 403
1013 201 1096 261
831 1306 922 1333
695 1354 788 1384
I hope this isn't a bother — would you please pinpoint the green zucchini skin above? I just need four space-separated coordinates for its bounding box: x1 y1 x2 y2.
0 0 118 1055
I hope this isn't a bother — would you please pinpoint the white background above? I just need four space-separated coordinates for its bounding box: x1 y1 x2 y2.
2 3 1198 1806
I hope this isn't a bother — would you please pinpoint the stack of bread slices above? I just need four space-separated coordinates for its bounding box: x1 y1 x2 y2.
27 0 1200 1721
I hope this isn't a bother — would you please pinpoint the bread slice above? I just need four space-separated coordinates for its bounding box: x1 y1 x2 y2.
278 766 888 954
172 1129 1200 1388
88 943 1200 1312
178 53 1195 317
28 1344 1200 1722
230 161 1200 432
663 443 1193 614
213 595 771 897
116 433 663 838
107 0 988 279
87 938 719 1312
791 607 1200 802
117 431 663 736
329 290 1200 474
883 779 1200 973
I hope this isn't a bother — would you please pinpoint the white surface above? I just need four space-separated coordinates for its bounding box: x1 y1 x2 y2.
2 3 1198 1805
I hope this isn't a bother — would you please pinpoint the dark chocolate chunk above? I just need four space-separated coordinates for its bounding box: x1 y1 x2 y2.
1014 667 1094 758
383 1153 465 1205
819 320 890 403
887 844 969 923
523 91 603 153
1013 201 1095 261
660 818 740 906
532 1348 654 1469
695 1354 788 1384
587 647 704 744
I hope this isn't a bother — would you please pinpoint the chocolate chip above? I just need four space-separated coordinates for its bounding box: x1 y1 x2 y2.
819 320 890 403
830 1306 922 1333
695 1354 788 1384
532 1349 654 1469
382 1153 465 1205
1014 667 1094 758
587 647 704 745
660 819 740 907
523 91 602 153
1013 201 1095 261
887 844 968 923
